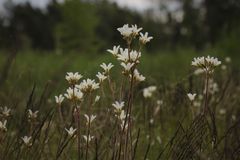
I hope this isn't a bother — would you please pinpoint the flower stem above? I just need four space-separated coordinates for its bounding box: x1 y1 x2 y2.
204 72 209 114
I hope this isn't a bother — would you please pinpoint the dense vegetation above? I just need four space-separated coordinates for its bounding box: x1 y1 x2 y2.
0 0 240 159
0 0 240 54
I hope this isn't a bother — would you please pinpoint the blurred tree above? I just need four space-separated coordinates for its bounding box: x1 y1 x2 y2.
181 0 206 50
0 0 60 50
55 0 98 53
204 0 240 44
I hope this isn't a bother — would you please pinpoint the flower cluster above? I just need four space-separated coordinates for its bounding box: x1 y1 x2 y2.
76 79 99 92
143 86 157 98
117 24 142 38
64 87 83 101
107 24 152 82
65 72 82 85
192 56 221 73
52 24 152 156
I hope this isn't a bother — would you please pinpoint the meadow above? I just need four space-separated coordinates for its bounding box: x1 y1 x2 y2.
0 25 240 160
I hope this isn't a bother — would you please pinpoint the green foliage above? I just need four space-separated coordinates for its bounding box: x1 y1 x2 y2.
216 27 240 56
55 0 98 53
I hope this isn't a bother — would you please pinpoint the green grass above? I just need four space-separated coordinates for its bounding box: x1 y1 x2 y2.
0 49 197 87
0 48 237 101
0 49 240 159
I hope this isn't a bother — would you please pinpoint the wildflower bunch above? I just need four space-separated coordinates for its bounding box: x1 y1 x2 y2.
117 24 142 39
65 72 82 85
64 87 83 101
76 79 99 93
52 24 152 159
143 86 157 98
192 56 221 73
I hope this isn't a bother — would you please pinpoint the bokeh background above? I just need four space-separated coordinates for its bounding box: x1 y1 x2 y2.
0 1 240 159
0 0 240 96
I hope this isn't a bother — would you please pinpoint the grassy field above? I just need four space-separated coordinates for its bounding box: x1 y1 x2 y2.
0 48 240 159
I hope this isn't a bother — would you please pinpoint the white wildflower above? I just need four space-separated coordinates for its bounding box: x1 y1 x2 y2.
143 86 157 98
64 87 83 101
187 93 197 101
65 72 82 85
132 69 145 82
117 24 133 38
100 63 114 73
117 48 129 62
65 127 77 136
117 49 141 63
84 114 96 124
150 118 154 124
112 101 124 112
28 109 39 119
120 120 128 130
0 120 7 131
192 56 221 73
96 72 107 83
1 106 11 117
107 45 120 57
121 62 134 73
194 68 204 75
119 110 126 121
94 95 100 103
55 94 64 105
76 79 99 92
139 32 153 44
129 50 141 62
21 136 32 146
83 135 94 142
131 24 142 36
